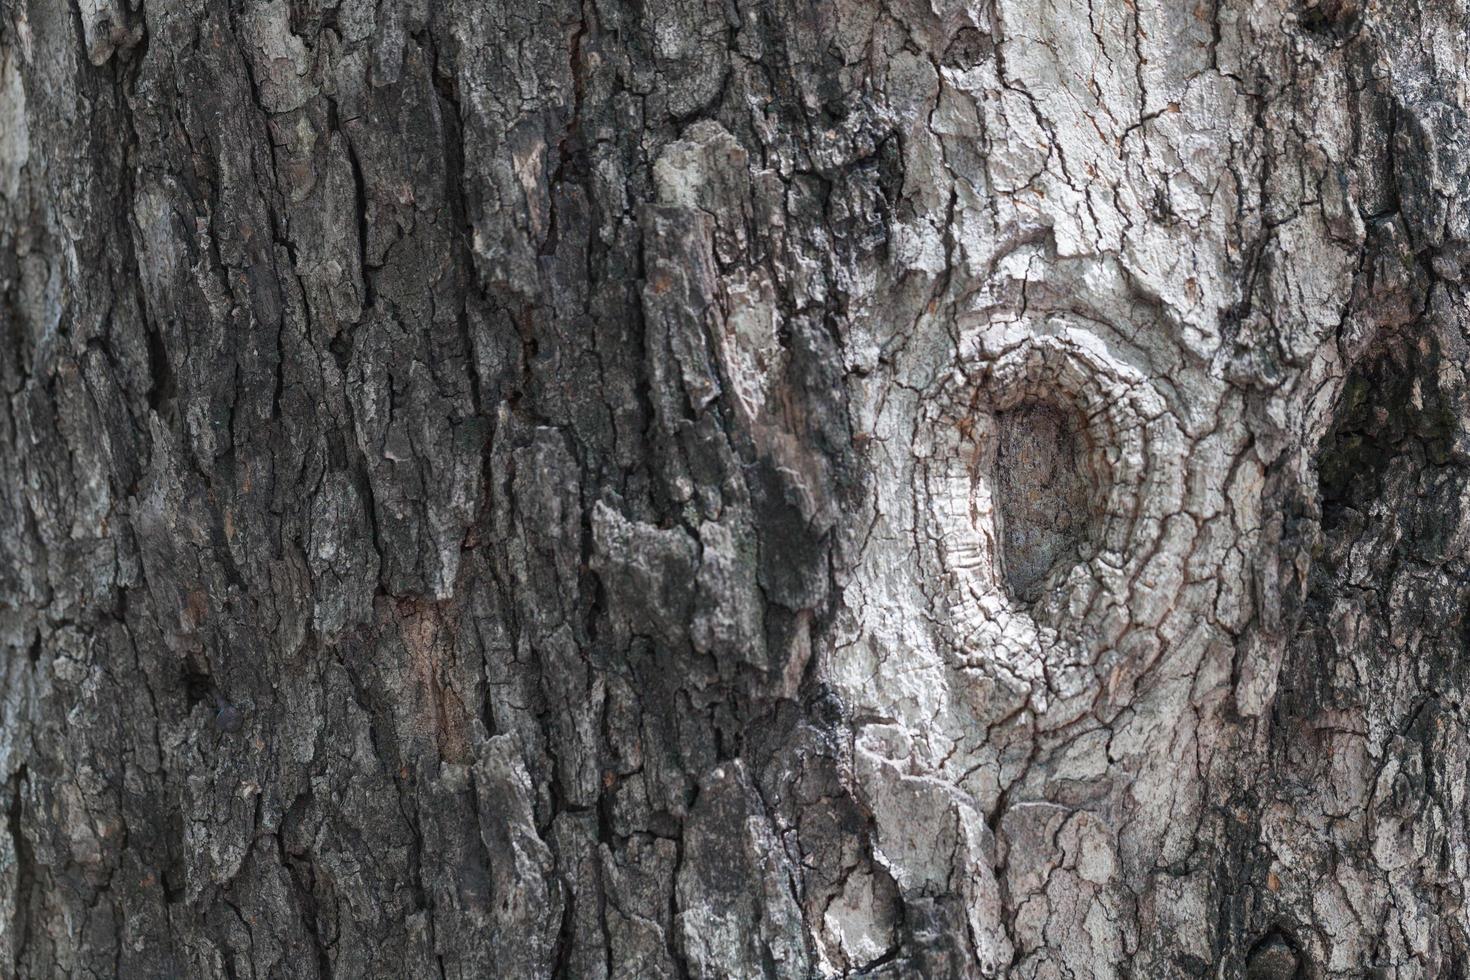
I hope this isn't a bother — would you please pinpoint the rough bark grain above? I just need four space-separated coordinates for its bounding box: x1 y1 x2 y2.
2 0 1469 976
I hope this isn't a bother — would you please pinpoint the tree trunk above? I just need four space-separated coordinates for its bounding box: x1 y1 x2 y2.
2 0 1468 975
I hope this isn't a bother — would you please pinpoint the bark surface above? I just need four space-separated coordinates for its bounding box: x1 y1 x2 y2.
2 0 1469 976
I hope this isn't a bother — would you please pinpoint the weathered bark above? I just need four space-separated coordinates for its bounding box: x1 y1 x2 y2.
2 0 1469 975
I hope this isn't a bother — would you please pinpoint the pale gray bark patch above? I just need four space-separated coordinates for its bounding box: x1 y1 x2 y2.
1 0 1468 976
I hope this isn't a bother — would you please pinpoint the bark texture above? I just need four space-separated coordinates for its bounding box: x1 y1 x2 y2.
2 0 1469 976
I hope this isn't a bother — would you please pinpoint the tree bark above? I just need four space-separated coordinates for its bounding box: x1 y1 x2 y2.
2 0 1468 975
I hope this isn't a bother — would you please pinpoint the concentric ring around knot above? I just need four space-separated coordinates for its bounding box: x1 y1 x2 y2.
915 323 1186 670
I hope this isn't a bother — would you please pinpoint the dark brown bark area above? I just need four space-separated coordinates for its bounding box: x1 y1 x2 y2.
1 0 1468 977
1 1 861 976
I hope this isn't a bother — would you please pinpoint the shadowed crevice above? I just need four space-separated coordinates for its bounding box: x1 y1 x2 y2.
994 402 1096 604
